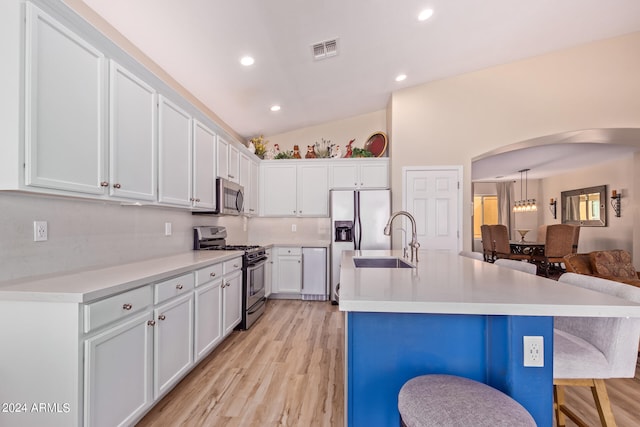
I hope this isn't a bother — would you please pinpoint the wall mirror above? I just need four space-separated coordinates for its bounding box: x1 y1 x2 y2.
561 185 607 227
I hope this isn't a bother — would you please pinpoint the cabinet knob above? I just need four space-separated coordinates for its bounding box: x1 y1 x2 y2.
233 264 239 268
113 183 121 189
176 284 183 290
158 314 166 321
196 198 200 202
210 272 216 277
100 181 109 187
147 320 156 326
228 174 235 179
221 282 226 288
122 303 132 310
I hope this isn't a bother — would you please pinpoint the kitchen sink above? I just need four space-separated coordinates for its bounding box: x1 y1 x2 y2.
353 257 415 269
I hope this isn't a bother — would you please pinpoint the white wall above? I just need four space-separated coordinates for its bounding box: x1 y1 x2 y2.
540 155 635 254
390 31 640 252
265 110 387 154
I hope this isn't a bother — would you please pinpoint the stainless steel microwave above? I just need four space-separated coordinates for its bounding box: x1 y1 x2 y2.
216 178 244 215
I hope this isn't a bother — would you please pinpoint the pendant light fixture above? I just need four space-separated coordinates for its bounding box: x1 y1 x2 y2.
512 169 537 213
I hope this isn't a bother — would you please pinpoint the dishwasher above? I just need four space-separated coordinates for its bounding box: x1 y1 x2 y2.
301 247 327 301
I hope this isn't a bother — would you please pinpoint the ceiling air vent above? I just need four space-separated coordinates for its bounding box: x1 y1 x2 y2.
312 38 339 60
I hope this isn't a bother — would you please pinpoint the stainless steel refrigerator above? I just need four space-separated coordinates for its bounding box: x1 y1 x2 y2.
330 189 391 303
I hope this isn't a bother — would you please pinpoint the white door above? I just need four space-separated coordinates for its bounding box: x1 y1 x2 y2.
403 167 462 252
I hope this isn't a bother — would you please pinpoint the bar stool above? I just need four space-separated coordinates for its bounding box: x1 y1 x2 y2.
398 374 536 427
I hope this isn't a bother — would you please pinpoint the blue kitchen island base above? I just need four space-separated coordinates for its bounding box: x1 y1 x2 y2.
346 312 553 427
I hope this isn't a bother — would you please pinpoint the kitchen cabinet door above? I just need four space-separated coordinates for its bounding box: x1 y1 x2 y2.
216 136 229 181
153 292 194 399
158 96 193 206
359 161 389 188
84 310 153 427
192 120 217 209
228 144 240 183
247 159 259 216
275 248 302 294
194 279 223 361
297 164 329 216
222 271 242 335
262 164 297 216
109 61 156 201
25 4 106 195
265 248 273 298
239 153 250 213
330 163 359 189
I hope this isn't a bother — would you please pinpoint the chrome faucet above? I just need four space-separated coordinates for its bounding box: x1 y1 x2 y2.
384 211 420 262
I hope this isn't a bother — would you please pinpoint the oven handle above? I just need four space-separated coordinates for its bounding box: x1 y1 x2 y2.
246 257 268 270
247 297 266 315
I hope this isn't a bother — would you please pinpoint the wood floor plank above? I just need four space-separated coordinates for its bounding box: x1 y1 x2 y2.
137 299 638 427
136 300 345 427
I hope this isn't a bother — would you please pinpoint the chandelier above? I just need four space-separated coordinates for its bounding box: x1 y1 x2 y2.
513 169 537 212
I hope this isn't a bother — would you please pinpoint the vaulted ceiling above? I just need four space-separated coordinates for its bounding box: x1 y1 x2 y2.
77 0 640 140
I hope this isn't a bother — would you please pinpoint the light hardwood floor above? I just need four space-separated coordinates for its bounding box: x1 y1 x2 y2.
137 299 344 427
137 299 639 427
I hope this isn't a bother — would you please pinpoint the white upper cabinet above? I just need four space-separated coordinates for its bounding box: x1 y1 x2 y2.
248 159 259 216
192 120 216 209
330 159 389 189
261 161 329 217
228 144 240 183
216 136 229 181
297 164 329 216
239 153 250 214
24 4 106 194
109 61 157 201
158 96 192 206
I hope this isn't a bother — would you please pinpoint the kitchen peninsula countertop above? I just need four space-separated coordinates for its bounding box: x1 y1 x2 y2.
339 250 640 317
0 251 242 303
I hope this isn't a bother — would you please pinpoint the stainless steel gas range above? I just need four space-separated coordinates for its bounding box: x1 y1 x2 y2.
193 226 267 330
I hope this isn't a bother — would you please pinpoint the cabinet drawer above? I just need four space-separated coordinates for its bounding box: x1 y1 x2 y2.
84 285 152 333
154 273 195 304
223 257 243 275
276 247 301 256
195 263 223 287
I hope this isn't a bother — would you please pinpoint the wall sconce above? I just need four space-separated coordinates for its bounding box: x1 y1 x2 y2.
611 189 621 217
549 198 557 219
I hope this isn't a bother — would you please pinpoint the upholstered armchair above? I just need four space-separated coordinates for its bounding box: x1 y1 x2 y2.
554 273 640 426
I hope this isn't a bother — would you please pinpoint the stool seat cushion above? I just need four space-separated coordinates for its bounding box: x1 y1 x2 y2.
398 374 536 427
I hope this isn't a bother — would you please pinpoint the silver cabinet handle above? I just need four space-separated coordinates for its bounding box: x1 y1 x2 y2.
122 303 132 310
176 284 183 290
210 272 216 277
113 183 121 189
147 320 156 326
158 314 166 321
221 282 226 289
228 174 235 179
100 181 109 187
233 264 239 268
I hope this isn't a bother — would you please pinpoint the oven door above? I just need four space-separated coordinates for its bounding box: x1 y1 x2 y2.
246 258 266 308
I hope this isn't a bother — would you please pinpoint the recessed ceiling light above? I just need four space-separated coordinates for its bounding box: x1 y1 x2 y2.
395 74 407 82
240 56 255 66
270 105 281 112
418 8 434 21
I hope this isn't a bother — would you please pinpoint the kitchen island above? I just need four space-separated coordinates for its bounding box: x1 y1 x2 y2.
339 250 640 427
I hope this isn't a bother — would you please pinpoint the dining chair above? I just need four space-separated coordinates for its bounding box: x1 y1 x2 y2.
554 273 640 427
480 225 494 262
537 224 547 244
534 224 576 276
494 258 538 275
490 224 529 262
459 250 485 261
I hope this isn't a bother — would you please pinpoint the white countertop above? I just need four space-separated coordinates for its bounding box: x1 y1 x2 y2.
0 251 243 303
338 250 640 317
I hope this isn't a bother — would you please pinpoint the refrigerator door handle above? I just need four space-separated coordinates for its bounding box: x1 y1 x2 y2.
357 192 363 249
353 191 359 250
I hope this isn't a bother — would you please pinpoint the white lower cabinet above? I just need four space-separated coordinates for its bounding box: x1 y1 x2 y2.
84 310 154 427
273 247 302 294
222 271 242 335
265 248 273 298
194 277 223 361
153 292 194 399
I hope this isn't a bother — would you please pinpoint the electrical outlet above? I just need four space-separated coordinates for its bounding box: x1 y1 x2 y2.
291 224 297 232
523 336 544 367
33 221 48 242
165 222 172 236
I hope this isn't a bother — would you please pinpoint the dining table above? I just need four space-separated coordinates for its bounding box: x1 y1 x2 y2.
510 240 545 257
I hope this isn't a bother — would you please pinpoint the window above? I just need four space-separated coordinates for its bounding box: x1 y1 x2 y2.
473 195 498 239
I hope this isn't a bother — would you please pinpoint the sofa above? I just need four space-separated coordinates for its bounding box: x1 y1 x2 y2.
563 250 640 287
